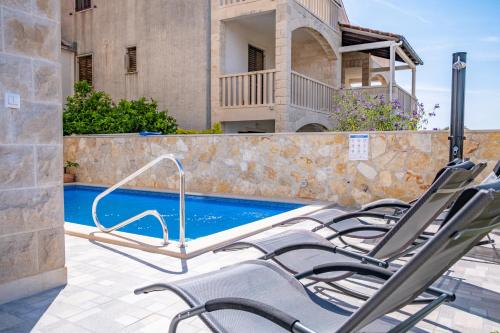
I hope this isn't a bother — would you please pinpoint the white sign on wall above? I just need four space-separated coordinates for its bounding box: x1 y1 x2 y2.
349 134 370 160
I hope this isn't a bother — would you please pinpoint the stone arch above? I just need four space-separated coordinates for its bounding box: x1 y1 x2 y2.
291 26 338 86
288 6 340 62
293 116 332 132
292 26 337 61
296 123 329 132
371 74 388 86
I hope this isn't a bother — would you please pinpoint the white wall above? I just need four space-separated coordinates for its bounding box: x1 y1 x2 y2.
60 49 75 103
223 19 276 74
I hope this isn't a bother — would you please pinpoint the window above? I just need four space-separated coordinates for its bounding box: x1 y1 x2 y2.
75 0 91 11
248 45 264 72
126 47 137 73
78 55 93 86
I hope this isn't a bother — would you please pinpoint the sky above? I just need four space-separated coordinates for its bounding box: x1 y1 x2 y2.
342 0 500 130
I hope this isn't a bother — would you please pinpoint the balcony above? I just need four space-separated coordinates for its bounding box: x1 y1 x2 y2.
218 0 340 32
219 0 257 6
291 71 335 113
295 0 340 30
219 69 277 108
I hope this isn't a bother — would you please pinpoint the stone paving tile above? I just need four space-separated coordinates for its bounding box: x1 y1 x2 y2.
0 228 499 332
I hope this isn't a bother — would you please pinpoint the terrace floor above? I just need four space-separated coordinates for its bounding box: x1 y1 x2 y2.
1 221 500 333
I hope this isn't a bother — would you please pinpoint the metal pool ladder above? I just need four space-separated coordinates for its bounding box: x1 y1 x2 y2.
91 154 186 247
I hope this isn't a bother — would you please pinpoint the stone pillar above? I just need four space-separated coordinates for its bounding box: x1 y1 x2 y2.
361 56 370 87
274 0 292 132
0 0 66 304
411 68 416 98
336 53 342 89
389 44 396 101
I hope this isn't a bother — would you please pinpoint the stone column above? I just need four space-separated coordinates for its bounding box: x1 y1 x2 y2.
361 56 370 87
274 0 292 132
210 0 222 126
0 0 66 304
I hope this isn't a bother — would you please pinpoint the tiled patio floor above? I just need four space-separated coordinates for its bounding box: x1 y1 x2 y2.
1 222 499 333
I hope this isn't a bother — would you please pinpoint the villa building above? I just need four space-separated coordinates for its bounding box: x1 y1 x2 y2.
61 0 423 132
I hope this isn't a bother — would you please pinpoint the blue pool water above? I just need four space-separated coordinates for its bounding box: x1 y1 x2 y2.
64 185 303 241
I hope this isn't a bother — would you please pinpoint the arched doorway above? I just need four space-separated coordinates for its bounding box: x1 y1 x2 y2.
296 123 328 132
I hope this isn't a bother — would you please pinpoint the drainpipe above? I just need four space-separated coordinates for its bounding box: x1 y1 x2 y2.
449 52 467 161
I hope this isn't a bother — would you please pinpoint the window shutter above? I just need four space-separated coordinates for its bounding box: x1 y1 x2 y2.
248 45 264 72
75 0 92 11
78 55 93 86
126 47 137 73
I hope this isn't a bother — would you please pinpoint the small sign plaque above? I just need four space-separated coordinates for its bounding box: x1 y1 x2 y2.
349 134 369 160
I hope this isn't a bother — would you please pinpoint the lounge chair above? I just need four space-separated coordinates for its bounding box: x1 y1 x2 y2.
273 159 473 231
135 180 500 333
215 161 485 275
275 160 496 235
435 160 500 220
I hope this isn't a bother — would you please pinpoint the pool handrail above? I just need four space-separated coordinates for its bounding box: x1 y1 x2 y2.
91 154 186 247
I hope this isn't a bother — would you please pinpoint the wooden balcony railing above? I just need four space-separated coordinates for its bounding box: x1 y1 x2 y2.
343 85 417 113
393 84 417 113
219 0 256 7
220 69 276 108
295 0 340 29
291 71 335 112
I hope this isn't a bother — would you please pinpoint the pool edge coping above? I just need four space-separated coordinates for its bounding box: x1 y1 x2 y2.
64 185 330 259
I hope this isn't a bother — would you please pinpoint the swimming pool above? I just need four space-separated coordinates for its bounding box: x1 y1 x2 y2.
64 185 304 241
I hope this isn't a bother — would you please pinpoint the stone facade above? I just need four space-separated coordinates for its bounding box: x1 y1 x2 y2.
60 0 211 130
64 131 499 208
0 0 66 304
211 0 343 133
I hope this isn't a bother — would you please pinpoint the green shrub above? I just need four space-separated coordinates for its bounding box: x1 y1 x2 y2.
63 81 178 135
330 90 436 132
176 122 223 135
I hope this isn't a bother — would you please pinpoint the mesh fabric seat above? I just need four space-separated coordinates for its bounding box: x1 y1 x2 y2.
217 161 486 281
136 180 500 333
161 260 416 333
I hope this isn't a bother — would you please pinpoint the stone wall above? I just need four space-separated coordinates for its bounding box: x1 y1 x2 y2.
0 0 66 304
64 131 499 207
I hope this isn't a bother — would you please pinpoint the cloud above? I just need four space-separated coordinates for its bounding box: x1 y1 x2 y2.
371 0 431 24
480 36 499 43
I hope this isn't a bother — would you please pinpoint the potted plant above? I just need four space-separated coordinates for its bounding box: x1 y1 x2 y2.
64 161 80 183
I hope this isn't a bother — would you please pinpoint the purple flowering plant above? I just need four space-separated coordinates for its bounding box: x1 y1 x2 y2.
330 90 437 132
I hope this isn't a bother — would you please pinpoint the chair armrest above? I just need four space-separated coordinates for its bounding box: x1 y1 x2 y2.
326 225 392 240
360 199 412 212
169 297 317 333
311 212 391 232
134 283 170 295
295 262 394 281
295 263 455 302
261 242 388 268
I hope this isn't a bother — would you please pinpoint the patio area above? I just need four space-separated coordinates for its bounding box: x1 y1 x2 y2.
1 220 499 333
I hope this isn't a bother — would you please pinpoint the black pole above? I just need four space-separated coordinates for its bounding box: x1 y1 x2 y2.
449 52 467 161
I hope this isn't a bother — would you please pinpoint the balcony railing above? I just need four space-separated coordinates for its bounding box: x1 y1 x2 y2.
220 69 276 108
343 85 417 113
295 0 340 29
291 71 334 112
393 84 417 112
219 0 256 7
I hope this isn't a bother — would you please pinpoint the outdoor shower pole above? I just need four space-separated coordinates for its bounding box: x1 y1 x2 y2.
449 52 467 161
